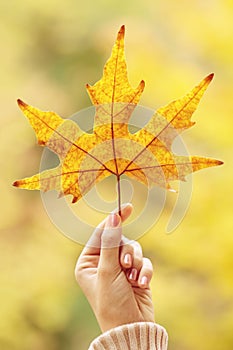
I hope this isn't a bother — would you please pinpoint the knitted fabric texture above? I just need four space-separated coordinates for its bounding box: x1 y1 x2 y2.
88 322 168 350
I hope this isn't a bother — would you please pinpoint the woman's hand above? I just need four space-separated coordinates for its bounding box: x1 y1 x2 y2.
75 204 154 332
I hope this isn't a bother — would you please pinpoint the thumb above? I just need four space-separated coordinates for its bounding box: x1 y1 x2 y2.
99 213 122 271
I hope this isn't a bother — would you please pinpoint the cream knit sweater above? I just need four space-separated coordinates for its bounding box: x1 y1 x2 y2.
88 322 168 349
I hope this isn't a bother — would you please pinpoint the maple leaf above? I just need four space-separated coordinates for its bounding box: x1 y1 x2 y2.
13 25 223 215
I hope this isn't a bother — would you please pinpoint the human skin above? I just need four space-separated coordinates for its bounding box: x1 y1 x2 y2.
75 203 154 332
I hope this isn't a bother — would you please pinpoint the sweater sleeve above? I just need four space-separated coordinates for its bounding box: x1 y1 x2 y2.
88 322 168 350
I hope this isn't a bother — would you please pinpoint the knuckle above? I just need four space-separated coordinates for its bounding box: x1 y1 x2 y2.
132 241 143 256
121 243 134 255
143 257 153 272
132 240 141 250
143 256 152 265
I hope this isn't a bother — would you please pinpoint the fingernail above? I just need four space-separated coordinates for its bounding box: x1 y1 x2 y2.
124 253 132 266
129 268 137 281
140 276 148 286
111 213 120 227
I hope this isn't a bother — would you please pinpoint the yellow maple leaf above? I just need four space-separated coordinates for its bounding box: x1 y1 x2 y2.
13 25 223 214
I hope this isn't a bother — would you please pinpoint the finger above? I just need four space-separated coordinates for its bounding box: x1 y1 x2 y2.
81 203 133 256
137 257 153 289
131 241 143 269
120 238 142 270
120 241 134 269
98 213 122 272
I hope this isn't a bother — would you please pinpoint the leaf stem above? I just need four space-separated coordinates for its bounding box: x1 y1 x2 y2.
117 175 121 216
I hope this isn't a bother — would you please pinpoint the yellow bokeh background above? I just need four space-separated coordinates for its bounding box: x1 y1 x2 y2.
0 1 232 349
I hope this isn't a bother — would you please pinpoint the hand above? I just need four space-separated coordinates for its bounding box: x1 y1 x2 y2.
75 204 154 332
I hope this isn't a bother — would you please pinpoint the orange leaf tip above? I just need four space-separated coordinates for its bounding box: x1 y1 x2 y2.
17 99 27 109
140 80 145 88
12 180 20 187
72 196 78 203
206 73 214 82
119 25 125 36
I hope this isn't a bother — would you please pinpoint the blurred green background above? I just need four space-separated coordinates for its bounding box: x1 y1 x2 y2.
0 1 232 349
